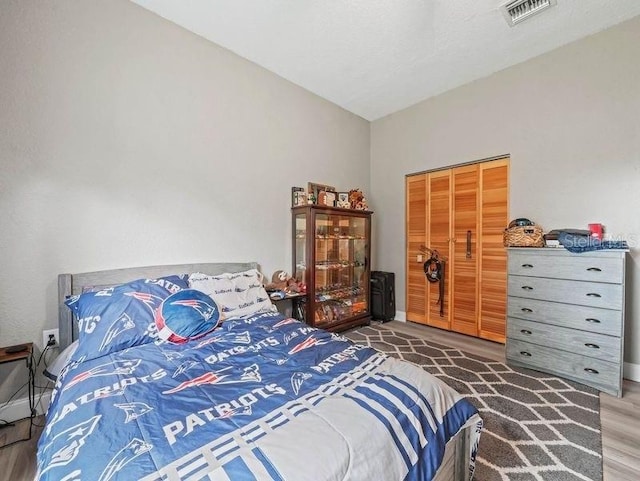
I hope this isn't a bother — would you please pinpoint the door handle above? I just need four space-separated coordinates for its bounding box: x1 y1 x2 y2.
521 264 534 268
587 267 602 272
521 286 534 291
521 308 533 313
586 293 601 298
466 230 472 259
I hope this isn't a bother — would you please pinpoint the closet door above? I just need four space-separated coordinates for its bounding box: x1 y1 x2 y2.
451 165 479 336
478 159 509 342
405 174 427 323
426 170 451 329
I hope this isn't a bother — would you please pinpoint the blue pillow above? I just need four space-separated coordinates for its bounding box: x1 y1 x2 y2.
65 275 188 360
155 289 221 344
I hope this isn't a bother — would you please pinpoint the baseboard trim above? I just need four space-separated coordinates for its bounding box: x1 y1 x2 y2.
395 311 406 322
0 393 50 423
624 362 640 382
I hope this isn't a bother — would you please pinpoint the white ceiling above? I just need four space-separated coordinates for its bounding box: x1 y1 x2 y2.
129 0 640 120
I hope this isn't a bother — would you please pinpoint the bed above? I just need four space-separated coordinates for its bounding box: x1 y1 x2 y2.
38 262 482 481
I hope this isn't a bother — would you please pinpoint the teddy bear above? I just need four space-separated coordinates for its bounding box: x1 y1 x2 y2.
265 270 301 294
349 189 368 210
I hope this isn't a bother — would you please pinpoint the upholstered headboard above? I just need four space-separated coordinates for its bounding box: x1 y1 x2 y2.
57 262 258 350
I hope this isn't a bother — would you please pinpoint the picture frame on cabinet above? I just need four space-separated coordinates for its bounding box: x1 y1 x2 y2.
294 191 307 206
291 186 304 207
307 182 335 204
323 191 336 207
337 192 350 208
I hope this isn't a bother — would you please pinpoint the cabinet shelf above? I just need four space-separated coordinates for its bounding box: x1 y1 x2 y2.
315 261 365 270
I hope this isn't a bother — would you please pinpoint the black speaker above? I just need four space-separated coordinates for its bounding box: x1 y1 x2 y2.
370 271 395 322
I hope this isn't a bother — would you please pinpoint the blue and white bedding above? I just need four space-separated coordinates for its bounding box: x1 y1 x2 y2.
37 312 482 481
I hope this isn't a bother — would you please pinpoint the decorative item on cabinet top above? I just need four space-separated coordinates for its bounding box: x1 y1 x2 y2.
291 184 369 210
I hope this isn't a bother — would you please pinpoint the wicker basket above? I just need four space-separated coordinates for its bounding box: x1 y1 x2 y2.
503 225 545 247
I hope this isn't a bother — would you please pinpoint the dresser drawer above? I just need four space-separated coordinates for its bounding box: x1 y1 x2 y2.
506 339 621 395
508 275 623 310
507 317 621 362
507 297 622 337
508 250 623 284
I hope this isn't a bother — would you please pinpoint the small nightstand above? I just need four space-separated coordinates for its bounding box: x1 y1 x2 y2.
271 293 307 322
0 343 35 449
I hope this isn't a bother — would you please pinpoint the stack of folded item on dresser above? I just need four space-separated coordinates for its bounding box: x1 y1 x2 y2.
546 228 628 253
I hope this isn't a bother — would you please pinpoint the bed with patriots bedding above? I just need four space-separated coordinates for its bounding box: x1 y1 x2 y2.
38 262 482 481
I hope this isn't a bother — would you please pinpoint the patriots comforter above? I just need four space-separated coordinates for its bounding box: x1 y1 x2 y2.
37 313 482 481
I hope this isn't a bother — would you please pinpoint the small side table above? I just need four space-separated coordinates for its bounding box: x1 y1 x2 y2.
271 293 307 322
0 343 35 449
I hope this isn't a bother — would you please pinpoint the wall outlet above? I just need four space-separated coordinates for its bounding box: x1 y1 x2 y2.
43 328 59 348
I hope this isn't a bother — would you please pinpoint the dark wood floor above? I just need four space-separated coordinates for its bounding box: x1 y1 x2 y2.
0 415 44 481
2 320 638 480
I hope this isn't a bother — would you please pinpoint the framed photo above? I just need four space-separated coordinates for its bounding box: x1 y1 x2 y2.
337 192 350 208
307 182 335 204
294 191 307 206
325 191 336 207
291 186 304 207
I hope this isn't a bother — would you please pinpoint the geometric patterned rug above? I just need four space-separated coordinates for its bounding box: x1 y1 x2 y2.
345 324 603 481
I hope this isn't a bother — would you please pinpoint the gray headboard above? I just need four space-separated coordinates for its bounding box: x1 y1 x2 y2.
57 262 258 350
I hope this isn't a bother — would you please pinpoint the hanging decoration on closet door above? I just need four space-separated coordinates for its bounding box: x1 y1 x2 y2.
420 246 446 317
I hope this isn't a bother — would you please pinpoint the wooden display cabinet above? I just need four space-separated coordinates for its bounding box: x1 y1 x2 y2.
292 205 372 331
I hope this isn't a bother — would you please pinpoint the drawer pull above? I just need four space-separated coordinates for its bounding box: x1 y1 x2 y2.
521 286 534 291
587 267 602 272
521 308 533 313
520 329 532 335
585 343 600 349
520 351 532 357
586 293 601 298
584 368 599 375
521 264 534 268
585 318 601 324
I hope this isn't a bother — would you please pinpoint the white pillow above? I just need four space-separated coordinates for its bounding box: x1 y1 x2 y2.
189 269 275 319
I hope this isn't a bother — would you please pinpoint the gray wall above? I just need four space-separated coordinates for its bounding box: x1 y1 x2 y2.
0 0 369 405
370 16 640 369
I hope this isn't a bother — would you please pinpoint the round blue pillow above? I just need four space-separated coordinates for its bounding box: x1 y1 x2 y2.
155 289 220 344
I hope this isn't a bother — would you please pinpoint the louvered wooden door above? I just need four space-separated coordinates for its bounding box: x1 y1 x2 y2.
426 170 451 330
406 174 427 323
451 165 479 336
478 159 509 342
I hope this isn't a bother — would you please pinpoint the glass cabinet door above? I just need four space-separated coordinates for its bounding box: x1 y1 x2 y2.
313 212 368 328
294 212 307 287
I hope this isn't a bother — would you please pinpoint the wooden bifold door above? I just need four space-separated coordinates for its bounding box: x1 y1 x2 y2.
405 157 509 343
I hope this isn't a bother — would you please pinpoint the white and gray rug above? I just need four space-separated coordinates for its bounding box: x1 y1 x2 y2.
345 324 602 481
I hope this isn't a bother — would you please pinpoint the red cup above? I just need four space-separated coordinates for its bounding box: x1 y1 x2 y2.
588 223 603 240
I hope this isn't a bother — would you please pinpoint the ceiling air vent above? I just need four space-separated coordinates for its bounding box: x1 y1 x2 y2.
502 0 557 26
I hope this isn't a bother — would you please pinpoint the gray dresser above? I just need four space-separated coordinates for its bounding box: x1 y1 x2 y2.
506 247 626 397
